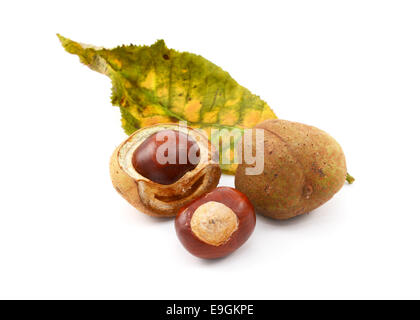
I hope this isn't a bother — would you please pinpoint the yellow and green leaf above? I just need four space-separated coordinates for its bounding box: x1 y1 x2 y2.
58 34 277 173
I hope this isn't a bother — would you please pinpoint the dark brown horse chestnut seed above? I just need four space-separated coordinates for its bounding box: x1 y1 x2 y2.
175 187 256 259
132 130 200 185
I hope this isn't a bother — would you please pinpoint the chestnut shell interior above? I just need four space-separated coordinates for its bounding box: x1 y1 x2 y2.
154 176 205 202
114 123 221 217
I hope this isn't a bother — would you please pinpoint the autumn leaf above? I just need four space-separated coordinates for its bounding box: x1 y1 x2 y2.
58 34 277 173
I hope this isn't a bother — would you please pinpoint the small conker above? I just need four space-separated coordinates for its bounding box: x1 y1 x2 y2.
132 130 200 185
175 187 256 259
110 124 221 217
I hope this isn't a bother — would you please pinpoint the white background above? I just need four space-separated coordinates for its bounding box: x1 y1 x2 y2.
1 0 419 299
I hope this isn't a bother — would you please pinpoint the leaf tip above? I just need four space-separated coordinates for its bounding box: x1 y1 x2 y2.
57 34 75 53
56 33 66 45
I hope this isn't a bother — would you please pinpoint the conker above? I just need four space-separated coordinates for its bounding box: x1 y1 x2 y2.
175 187 256 259
110 124 221 217
132 130 200 185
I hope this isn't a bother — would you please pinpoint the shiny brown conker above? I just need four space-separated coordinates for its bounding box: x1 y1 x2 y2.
175 187 256 259
132 130 201 185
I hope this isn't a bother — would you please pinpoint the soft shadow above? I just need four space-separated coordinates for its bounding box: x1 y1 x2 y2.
257 210 315 227
142 214 174 224
122 205 174 225
197 255 231 266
